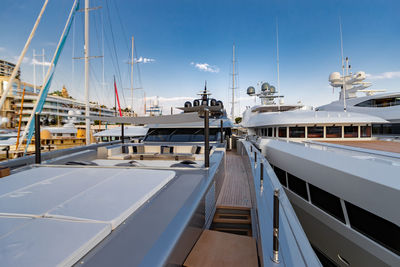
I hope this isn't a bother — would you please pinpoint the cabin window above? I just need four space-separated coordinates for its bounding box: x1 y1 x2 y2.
345 201 400 256
289 127 305 138
326 126 342 138
287 173 308 200
309 184 345 223
344 126 358 138
355 97 400 108
278 127 287 138
267 128 273 137
361 126 371 137
307 126 323 138
274 166 287 187
274 128 277 137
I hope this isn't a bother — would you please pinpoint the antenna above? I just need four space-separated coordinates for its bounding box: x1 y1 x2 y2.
339 16 346 112
276 18 280 110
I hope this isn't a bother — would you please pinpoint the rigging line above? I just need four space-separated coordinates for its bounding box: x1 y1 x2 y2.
112 0 130 52
133 45 143 89
89 65 103 109
105 0 127 108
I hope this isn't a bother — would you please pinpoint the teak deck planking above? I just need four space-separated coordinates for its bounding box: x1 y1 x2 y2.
216 151 252 209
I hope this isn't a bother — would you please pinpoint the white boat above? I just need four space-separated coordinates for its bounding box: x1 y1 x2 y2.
242 82 400 266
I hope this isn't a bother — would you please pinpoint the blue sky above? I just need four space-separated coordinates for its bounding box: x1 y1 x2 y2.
1 0 400 116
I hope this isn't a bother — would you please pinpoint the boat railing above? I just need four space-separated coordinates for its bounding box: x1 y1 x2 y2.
237 139 321 266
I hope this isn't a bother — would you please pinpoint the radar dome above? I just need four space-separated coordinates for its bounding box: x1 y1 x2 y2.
269 85 276 93
261 83 270 92
329 72 341 83
247 86 255 95
355 71 366 80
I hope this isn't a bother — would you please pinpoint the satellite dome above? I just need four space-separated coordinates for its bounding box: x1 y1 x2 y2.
355 71 366 81
261 83 270 92
329 72 341 83
247 86 255 95
269 85 276 93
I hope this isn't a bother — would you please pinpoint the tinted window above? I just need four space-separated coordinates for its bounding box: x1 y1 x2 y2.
309 184 345 223
278 127 287 138
145 129 174 141
268 128 273 137
274 166 287 187
170 128 197 142
346 201 400 256
361 126 371 137
289 127 305 138
287 173 308 200
326 126 342 138
307 126 323 138
344 126 358 138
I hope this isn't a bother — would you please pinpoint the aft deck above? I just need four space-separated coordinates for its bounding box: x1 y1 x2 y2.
322 140 400 154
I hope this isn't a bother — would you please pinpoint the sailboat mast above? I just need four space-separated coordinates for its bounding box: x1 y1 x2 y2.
84 0 90 144
231 43 235 120
131 36 134 116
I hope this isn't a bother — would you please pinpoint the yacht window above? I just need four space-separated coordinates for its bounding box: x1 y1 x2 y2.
345 201 400 256
267 128 273 137
274 128 277 137
309 184 345 223
361 126 371 137
274 166 287 187
307 126 323 138
278 127 287 138
289 127 305 138
144 128 174 142
287 173 308 200
355 97 400 108
326 126 342 138
344 126 358 138
170 128 197 142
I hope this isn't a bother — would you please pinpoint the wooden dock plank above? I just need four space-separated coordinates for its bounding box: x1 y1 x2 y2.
322 140 400 154
216 152 252 209
183 230 258 267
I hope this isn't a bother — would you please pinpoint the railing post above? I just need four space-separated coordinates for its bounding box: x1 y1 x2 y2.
35 113 41 164
260 162 264 192
254 151 257 167
220 119 223 143
121 123 125 144
272 189 280 263
204 109 210 168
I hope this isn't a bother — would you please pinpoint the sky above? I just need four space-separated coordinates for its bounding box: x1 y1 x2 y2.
1 0 400 117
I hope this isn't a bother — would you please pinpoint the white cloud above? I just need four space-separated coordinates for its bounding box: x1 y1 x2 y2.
12 56 30 64
190 62 219 73
0 47 5 52
31 58 51 66
366 71 400 80
134 56 155 63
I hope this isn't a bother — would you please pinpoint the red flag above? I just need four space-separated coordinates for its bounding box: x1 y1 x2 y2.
114 77 123 117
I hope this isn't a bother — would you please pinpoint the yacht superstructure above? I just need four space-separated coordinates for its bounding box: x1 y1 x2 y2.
242 82 400 266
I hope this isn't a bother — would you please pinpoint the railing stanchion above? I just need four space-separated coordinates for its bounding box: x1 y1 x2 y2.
204 109 210 168
272 189 280 263
260 162 264 192
35 113 41 164
121 123 125 144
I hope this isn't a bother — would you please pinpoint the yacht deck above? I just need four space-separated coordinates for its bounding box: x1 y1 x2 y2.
216 151 252 209
322 140 400 154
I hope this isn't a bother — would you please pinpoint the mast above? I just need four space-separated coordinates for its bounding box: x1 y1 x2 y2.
339 17 346 112
0 0 49 111
33 49 36 93
131 36 134 116
231 43 235 120
276 19 280 110
84 0 90 144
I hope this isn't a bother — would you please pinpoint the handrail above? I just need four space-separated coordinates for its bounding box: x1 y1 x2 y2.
237 139 321 266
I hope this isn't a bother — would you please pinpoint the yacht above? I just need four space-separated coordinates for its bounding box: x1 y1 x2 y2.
316 60 400 135
242 82 400 266
0 86 320 266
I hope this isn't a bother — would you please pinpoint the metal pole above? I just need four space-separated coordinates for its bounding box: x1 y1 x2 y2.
84 0 91 145
260 162 264 191
220 119 223 143
204 109 210 168
272 189 280 263
0 0 49 111
35 113 41 164
121 123 125 144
